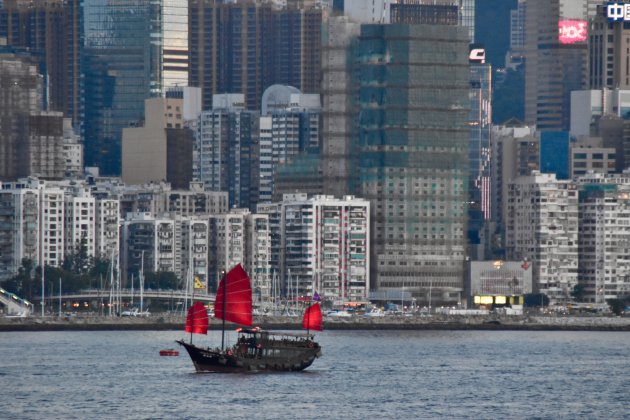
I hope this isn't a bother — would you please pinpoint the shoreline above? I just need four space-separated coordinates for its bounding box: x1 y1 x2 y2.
1 314 629 332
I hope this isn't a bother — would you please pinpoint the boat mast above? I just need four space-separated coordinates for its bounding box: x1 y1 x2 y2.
116 252 121 316
140 251 144 314
58 277 61 317
189 266 196 344
41 262 45 317
221 269 226 351
108 250 114 316
130 273 134 308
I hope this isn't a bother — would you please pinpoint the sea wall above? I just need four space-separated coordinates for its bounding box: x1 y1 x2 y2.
1 314 629 332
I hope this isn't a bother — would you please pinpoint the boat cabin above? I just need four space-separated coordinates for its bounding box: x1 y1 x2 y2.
234 327 316 358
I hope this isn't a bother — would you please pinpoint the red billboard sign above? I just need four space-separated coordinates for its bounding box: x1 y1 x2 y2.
558 20 587 44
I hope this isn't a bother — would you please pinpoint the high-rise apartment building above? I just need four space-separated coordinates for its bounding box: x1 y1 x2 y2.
340 0 475 40
275 193 370 303
354 24 469 305
576 172 630 303
0 186 39 281
26 112 65 180
195 94 260 210
259 85 321 203
0 54 42 181
180 218 210 294
64 187 95 259
2 64 76 181
38 185 65 268
188 0 322 110
0 0 82 127
506 172 578 302
208 209 271 297
491 123 538 251
121 212 176 282
94 198 119 259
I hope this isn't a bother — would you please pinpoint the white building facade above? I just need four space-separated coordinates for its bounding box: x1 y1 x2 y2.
279 194 370 303
577 172 630 303
506 172 579 302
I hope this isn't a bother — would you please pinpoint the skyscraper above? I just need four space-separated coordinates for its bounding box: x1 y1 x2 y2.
195 94 260 211
588 4 630 89
188 0 322 110
321 15 361 198
354 24 470 306
0 53 67 181
259 84 321 203
0 0 83 127
468 46 492 259
524 0 594 131
340 0 475 40
83 0 189 176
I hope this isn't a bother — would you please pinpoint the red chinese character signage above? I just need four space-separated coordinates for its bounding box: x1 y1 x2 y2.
558 20 587 44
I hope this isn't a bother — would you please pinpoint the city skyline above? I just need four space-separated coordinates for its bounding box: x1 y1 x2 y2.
1 0 630 311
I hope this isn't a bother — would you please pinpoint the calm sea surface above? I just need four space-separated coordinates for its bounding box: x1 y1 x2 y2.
0 329 628 419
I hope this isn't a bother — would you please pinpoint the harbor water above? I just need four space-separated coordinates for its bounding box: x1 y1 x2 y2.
1 329 628 419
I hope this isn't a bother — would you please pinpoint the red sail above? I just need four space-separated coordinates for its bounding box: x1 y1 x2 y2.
302 303 323 331
185 301 209 335
214 264 253 326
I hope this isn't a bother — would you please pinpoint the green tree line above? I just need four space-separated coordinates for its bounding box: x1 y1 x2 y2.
1 248 180 302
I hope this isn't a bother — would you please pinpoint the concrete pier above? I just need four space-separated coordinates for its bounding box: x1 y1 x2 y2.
1 314 629 332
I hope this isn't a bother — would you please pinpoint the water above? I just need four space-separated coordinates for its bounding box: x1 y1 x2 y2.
1 329 628 419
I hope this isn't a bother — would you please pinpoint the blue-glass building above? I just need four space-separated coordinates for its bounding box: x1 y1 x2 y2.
468 50 492 257
83 0 188 176
540 131 570 180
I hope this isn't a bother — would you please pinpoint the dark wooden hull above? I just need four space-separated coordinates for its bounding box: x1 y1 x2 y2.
176 339 322 373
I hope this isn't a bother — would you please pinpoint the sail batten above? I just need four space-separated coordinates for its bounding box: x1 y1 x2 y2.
185 301 209 335
214 264 253 327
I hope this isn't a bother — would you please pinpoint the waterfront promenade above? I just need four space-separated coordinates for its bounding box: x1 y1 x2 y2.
1 313 629 332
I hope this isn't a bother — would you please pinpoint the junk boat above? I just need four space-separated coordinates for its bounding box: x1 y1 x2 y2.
176 264 322 373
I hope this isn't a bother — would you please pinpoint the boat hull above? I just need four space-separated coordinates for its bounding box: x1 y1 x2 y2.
176 339 322 373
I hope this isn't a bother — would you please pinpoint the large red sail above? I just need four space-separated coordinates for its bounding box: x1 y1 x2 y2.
214 264 253 326
185 301 209 335
302 302 322 331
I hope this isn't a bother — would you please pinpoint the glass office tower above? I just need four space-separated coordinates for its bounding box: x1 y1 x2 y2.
355 24 470 306
83 0 188 176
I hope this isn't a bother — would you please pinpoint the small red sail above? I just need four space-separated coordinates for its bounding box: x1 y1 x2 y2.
185 301 209 335
302 302 323 331
214 264 253 326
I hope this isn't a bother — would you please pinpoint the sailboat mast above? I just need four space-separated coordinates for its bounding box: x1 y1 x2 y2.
190 269 196 344
130 273 134 308
140 251 144 314
221 270 226 351
109 250 114 317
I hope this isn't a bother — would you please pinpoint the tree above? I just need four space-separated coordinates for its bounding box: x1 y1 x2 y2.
571 283 586 302
144 271 178 290
0 258 34 298
62 240 92 275
606 299 626 316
